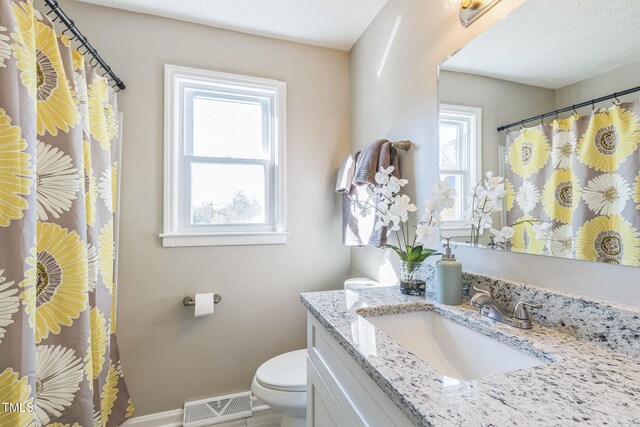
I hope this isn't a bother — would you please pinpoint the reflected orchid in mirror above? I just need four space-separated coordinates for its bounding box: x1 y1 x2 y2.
490 226 514 249
416 181 457 246
467 171 507 245
532 222 551 239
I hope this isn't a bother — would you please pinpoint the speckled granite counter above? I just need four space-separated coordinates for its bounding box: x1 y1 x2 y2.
300 277 640 427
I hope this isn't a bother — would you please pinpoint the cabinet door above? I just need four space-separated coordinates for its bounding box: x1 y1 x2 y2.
307 358 351 427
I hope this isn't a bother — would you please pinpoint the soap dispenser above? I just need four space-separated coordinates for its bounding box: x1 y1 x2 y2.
436 238 462 305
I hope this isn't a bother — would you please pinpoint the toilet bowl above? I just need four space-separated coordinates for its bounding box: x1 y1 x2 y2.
251 349 307 427
251 278 383 426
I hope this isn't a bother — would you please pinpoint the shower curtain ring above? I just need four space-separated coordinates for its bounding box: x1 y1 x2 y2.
613 94 621 105
592 100 596 112
520 120 525 130
572 105 578 115
555 111 559 121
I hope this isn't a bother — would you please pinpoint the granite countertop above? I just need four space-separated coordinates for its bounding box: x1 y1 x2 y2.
300 285 640 427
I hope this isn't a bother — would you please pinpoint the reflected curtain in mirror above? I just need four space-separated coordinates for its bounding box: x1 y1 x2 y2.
504 103 640 266
0 1 133 425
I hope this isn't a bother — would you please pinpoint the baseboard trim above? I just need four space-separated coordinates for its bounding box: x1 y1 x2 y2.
122 395 271 427
122 409 182 427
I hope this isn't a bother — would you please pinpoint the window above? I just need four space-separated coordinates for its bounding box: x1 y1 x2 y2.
438 104 481 231
162 65 286 247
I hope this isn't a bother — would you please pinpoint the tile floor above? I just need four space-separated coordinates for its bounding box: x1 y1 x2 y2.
209 408 282 427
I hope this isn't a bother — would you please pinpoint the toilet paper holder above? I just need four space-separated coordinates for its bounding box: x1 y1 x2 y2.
183 294 222 306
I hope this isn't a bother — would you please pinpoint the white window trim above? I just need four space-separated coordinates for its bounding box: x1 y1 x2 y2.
162 64 287 247
439 104 482 236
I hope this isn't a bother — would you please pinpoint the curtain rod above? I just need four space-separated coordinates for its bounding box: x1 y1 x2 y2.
43 0 126 91
497 85 640 132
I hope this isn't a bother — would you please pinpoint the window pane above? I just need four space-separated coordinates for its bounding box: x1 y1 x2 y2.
191 163 266 225
440 173 464 222
439 124 459 169
192 97 264 158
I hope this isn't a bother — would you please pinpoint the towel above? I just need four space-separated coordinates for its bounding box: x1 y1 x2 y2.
353 139 388 185
335 152 359 193
338 140 401 247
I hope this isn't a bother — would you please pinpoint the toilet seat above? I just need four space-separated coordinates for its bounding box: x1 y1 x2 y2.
255 349 307 392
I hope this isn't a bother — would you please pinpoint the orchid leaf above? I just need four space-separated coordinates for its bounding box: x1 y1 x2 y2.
384 244 408 261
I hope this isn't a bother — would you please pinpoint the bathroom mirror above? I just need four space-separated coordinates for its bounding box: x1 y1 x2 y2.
437 0 640 267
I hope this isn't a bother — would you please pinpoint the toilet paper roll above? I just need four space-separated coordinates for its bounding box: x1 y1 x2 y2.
194 293 215 317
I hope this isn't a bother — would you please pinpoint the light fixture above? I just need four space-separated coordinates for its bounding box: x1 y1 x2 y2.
458 0 502 27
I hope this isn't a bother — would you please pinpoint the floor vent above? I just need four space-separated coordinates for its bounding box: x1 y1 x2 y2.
183 391 253 426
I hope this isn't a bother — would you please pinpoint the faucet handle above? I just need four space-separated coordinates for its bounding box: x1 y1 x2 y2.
470 286 493 308
472 286 491 296
513 301 542 320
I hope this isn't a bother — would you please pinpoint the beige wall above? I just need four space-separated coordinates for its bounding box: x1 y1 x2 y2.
44 0 351 416
555 60 640 109
350 0 640 307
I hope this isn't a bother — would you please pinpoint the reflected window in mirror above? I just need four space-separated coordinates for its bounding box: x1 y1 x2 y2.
439 105 482 234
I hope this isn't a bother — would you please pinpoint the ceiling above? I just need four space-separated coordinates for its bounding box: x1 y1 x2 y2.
441 0 640 89
72 0 388 51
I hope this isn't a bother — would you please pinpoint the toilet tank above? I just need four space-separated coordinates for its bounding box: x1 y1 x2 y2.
344 277 392 291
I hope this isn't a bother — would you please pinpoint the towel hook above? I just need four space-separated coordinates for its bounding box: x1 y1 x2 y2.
391 140 411 151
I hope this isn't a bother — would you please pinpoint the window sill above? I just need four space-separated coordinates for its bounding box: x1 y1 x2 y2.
160 231 288 247
440 226 472 238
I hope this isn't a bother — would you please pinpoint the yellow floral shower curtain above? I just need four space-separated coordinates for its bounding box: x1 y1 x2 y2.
0 1 133 426
505 102 640 267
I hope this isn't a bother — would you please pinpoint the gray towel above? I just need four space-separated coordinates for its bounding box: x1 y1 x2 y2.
337 140 401 247
353 139 388 186
369 142 400 247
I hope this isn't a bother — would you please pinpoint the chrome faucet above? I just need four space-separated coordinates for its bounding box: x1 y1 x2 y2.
470 286 541 329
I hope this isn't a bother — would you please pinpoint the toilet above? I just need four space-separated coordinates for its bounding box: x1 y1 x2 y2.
251 349 307 427
251 278 385 426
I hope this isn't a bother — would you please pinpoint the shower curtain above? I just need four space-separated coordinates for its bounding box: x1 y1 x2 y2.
504 102 640 267
0 1 133 426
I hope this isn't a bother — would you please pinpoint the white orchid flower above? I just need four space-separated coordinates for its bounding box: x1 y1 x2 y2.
386 179 401 194
432 181 456 199
488 176 504 189
396 194 417 213
374 166 394 185
390 176 408 188
485 196 503 213
365 186 375 197
532 222 551 239
476 212 493 230
490 226 514 243
490 183 506 198
416 224 438 246
441 196 455 209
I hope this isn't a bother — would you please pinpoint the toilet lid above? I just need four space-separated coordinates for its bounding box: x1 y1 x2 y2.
256 349 307 392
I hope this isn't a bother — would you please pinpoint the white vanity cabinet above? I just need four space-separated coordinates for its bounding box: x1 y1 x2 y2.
306 313 415 427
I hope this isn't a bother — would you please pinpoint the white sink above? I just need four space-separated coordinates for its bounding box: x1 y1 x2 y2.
363 310 547 380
